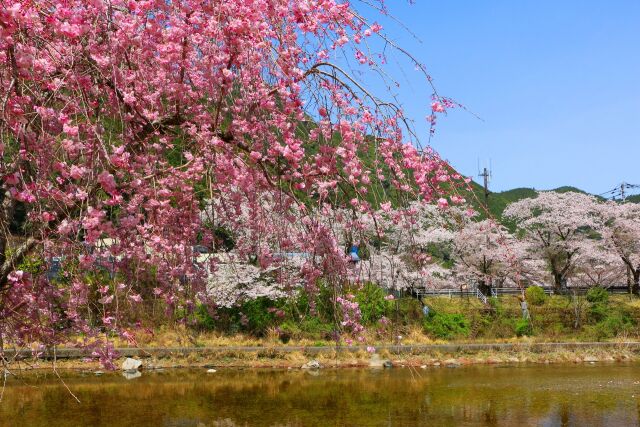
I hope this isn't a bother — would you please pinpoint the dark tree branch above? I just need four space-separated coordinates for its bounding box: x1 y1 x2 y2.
0 237 38 290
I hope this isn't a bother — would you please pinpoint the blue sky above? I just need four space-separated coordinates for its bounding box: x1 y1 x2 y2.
355 1 640 194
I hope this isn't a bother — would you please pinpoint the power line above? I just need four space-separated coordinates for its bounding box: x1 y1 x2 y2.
599 182 640 201
597 187 619 197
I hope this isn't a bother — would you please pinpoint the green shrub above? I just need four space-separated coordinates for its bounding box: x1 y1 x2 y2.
604 313 634 334
287 281 338 322
299 317 333 339
17 254 45 276
586 287 609 304
586 287 610 323
484 315 519 339
238 297 280 335
278 320 299 343
488 297 504 316
207 297 280 336
279 317 333 341
423 312 470 339
355 283 389 324
386 298 423 325
194 304 216 331
281 286 334 322
526 286 547 306
587 314 634 341
515 318 533 336
589 302 609 323
282 291 311 320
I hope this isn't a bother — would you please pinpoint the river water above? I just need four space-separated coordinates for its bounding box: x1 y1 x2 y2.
1 363 639 426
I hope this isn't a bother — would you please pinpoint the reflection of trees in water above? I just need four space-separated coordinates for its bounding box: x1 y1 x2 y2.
482 399 498 426
0 367 639 426
560 403 570 426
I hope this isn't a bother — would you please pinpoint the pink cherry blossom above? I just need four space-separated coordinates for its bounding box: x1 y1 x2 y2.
504 192 611 292
0 0 458 366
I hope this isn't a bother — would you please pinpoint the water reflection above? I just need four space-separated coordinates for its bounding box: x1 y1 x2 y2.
1 364 639 426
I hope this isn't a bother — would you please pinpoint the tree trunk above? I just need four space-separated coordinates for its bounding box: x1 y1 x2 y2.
478 280 491 296
553 273 567 294
622 258 639 296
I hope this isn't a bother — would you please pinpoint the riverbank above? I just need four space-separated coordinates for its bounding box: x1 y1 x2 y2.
6 341 640 372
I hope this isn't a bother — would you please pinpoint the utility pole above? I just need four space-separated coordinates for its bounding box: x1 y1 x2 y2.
478 164 491 209
621 182 626 203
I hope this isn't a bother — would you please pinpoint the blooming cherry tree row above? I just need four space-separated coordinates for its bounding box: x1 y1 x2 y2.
345 192 640 296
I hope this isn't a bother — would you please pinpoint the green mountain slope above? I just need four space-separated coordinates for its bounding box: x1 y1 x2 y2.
626 194 640 203
551 186 588 194
461 182 639 221
458 184 538 219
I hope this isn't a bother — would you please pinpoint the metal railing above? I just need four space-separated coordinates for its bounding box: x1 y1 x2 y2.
476 288 488 304
413 286 490 304
414 285 633 299
414 288 476 298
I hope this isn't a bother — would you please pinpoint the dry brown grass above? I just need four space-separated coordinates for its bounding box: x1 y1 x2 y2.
8 343 640 373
